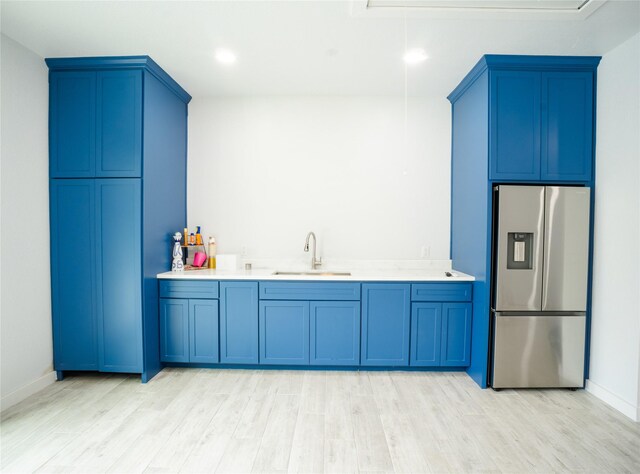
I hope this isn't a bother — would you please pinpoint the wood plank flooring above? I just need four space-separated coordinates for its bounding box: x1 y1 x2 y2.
1 369 639 473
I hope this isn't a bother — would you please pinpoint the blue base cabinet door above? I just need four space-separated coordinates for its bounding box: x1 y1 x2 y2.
220 282 259 364
260 301 309 365
361 284 411 366
410 303 442 367
310 301 360 366
189 299 219 363
440 303 472 366
160 299 189 363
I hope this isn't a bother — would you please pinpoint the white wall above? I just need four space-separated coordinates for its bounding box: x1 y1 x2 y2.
0 34 55 410
187 96 452 263
588 32 640 421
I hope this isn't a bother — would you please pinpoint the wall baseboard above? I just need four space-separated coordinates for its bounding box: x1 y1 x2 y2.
1 371 57 412
586 379 640 422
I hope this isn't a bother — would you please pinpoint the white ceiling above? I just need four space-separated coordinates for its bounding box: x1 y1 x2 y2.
1 0 638 98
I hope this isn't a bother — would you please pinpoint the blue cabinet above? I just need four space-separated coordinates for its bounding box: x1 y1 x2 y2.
50 180 98 370
51 179 143 373
50 70 142 178
160 299 189 363
488 63 596 183
189 300 219 363
220 282 259 364
440 303 472 366
541 72 593 182
310 301 360 365
410 302 472 367
361 284 411 366
96 70 142 177
95 179 143 372
449 55 600 388
49 72 96 177
490 71 541 181
159 298 219 363
260 301 309 365
48 57 191 381
410 303 441 367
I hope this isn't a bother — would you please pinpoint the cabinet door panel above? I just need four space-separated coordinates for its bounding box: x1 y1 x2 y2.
541 72 593 181
260 301 309 365
410 303 441 367
490 71 541 181
160 299 189 362
50 72 96 177
361 284 410 366
220 282 259 364
189 299 219 363
441 303 472 367
96 71 142 177
310 301 360 366
50 180 98 370
95 179 143 372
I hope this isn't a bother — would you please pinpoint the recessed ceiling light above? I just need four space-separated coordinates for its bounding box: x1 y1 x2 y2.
403 49 428 65
215 49 237 65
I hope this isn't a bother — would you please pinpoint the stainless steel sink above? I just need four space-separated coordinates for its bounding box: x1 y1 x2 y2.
273 271 351 276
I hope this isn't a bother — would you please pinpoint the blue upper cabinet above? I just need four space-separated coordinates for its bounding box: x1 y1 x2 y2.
96 70 142 177
541 71 594 182
50 70 142 178
490 70 541 181
49 72 96 177
361 283 411 366
450 55 600 183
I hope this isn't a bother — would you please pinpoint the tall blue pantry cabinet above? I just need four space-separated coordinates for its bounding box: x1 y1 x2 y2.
47 57 191 382
448 55 600 388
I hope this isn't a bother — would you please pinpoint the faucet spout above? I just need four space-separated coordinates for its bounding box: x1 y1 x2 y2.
304 231 322 270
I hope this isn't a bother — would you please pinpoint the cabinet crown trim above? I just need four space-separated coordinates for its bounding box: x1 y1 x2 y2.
448 54 601 104
45 56 191 104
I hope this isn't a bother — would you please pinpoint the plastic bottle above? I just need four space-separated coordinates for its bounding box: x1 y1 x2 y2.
208 236 217 269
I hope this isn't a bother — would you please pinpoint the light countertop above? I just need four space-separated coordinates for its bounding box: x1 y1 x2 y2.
157 268 474 282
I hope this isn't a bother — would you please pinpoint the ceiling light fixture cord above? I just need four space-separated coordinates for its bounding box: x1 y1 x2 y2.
403 9 408 177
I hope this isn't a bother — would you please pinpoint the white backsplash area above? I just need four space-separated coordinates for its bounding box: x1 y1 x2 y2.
241 257 453 272
187 95 452 262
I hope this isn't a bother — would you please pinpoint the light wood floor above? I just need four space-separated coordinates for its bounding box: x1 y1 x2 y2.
1 369 639 473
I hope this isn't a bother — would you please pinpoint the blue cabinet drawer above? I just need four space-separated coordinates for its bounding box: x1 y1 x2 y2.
259 282 360 301
411 283 471 302
159 280 219 299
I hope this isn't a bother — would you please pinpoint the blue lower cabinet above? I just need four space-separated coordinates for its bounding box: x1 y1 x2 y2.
160 298 189 363
189 299 219 363
361 283 411 366
440 303 472 366
410 303 442 366
220 282 259 364
259 301 309 365
310 301 360 366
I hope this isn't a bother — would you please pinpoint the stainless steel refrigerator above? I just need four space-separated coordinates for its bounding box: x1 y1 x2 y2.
491 185 591 389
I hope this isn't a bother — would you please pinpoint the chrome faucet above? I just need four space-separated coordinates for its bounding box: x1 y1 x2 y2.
304 231 322 270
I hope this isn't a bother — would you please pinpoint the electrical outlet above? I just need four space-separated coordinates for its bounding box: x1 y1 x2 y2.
421 246 430 259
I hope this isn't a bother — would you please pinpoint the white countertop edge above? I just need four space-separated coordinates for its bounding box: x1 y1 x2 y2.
157 269 474 282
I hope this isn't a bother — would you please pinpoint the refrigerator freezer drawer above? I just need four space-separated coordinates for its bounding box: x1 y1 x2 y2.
492 313 585 388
